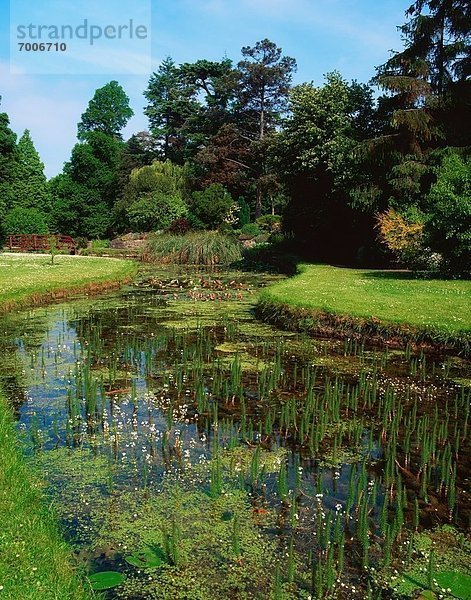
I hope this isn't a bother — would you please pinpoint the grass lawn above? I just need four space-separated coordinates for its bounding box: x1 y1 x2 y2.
261 264 471 334
0 253 137 311
0 391 94 599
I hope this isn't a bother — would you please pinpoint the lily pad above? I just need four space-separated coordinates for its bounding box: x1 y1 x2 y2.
89 571 125 591
435 572 471 599
125 545 166 569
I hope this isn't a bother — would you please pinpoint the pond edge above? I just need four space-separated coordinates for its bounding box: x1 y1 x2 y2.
255 298 471 356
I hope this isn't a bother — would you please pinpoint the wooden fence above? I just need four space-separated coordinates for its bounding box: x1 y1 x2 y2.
6 234 77 253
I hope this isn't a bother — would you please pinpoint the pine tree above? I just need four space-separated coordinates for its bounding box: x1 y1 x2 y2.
236 39 297 217
144 57 199 163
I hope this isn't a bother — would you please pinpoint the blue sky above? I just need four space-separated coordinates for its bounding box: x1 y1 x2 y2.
1 0 407 178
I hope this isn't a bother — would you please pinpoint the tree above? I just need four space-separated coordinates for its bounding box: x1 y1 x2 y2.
119 160 190 232
425 151 471 273
4 206 49 234
364 0 471 214
0 101 17 220
51 132 124 238
190 184 235 229
126 193 188 232
236 39 297 217
144 58 198 162
50 82 133 238
78 80 134 140
277 73 377 262
392 0 470 97
237 39 296 140
179 58 239 140
195 123 253 197
49 174 88 238
11 129 52 213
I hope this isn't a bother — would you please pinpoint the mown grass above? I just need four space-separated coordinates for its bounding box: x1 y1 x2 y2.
143 231 242 265
258 264 471 351
0 390 95 599
0 254 137 312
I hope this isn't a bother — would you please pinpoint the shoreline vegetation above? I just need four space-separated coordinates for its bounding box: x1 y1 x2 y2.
0 390 94 600
0 254 138 314
257 264 471 354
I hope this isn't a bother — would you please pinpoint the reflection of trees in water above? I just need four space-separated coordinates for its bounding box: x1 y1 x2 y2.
0 349 27 417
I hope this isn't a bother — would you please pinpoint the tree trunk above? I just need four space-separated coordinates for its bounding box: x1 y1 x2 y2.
255 184 262 219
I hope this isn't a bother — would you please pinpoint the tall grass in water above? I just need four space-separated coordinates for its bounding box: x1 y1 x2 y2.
0 390 93 600
142 231 242 265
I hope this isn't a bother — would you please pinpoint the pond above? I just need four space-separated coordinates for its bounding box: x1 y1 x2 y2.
1 267 470 600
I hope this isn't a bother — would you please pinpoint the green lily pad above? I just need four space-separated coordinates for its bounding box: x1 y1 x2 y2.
89 571 125 590
435 572 471 599
125 545 166 569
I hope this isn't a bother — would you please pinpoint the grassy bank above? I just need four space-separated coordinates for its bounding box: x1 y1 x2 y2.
258 264 471 352
0 254 137 313
0 391 94 599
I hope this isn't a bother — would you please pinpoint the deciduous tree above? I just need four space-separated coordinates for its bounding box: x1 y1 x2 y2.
78 80 134 140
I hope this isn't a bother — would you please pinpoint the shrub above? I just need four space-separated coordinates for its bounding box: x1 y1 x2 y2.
166 217 192 235
126 192 188 232
4 207 49 235
240 223 261 237
74 236 89 249
187 213 205 230
191 184 236 229
143 231 242 265
90 239 110 250
425 153 471 274
256 214 282 233
376 207 426 267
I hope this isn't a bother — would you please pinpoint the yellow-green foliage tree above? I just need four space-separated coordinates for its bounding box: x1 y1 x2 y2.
376 208 425 265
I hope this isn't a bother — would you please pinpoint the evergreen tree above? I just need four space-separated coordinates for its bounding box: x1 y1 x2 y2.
11 129 52 213
236 39 297 217
144 57 199 162
364 0 471 213
0 101 17 222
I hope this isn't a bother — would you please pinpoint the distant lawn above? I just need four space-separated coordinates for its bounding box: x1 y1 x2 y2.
0 253 137 312
261 264 471 334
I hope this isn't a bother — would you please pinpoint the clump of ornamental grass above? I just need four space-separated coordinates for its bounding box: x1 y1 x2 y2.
142 231 242 266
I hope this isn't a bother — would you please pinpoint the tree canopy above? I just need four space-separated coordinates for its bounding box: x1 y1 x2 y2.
78 80 134 140
0 14 469 274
